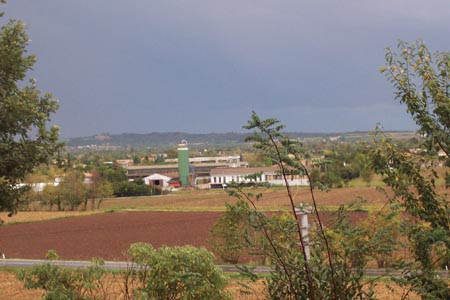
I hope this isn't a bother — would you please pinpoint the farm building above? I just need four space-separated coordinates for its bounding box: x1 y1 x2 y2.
127 164 179 180
210 166 309 188
143 173 172 189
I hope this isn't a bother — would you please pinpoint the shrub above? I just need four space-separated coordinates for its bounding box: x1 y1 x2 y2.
209 200 254 263
17 251 107 300
233 112 377 300
19 245 230 300
128 243 231 300
113 181 160 197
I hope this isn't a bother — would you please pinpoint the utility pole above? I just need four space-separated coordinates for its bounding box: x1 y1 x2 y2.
295 205 312 261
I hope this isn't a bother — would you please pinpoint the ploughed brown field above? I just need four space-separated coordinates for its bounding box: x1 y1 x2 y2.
0 186 388 260
0 184 430 261
0 210 368 260
0 211 223 260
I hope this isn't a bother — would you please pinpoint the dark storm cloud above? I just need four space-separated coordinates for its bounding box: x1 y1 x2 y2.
3 1 450 137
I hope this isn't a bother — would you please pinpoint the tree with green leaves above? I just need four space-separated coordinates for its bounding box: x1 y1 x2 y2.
98 164 127 184
57 170 86 211
225 112 376 300
374 40 450 299
85 168 113 210
0 11 60 214
380 40 450 157
353 152 373 186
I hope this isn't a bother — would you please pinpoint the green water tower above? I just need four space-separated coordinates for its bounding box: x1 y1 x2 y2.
178 140 189 186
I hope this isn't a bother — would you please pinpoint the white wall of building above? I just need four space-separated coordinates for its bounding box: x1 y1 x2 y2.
143 173 172 188
210 172 309 186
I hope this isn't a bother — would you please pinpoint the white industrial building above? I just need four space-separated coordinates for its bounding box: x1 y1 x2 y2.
210 166 309 188
143 173 172 189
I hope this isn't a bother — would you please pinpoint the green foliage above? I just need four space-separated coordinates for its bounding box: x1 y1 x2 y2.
128 243 231 300
86 168 113 210
229 186 378 300
209 199 265 264
209 200 248 263
323 164 344 188
381 40 450 156
41 184 60 211
0 16 60 214
19 245 230 300
375 40 450 298
39 169 97 211
309 168 321 188
231 112 377 300
359 208 402 268
371 135 450 298
46 249 59 260
113 180 160 197
18 251 107 300
353 153 373 186
98 165 127 184
57 170 86 211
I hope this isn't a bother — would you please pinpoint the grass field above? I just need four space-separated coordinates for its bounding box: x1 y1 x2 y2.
0 211 101 225
3 183 447 225
0 185 395 225
99 185 392 211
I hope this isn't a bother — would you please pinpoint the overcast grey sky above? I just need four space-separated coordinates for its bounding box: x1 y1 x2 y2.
4 1 450 138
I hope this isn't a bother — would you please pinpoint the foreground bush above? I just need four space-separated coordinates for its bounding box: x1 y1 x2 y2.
209 200 257 264
18 245 230 300
128 243 231 300
18 252 107 300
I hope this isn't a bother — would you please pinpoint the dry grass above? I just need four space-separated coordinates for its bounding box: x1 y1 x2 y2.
0 270 421 300
0 211 100 225
0 270 267 300
228 280 421 300
0 271 43 300
99 185 393 212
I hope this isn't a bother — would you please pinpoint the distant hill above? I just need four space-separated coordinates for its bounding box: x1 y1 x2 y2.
67 132 248 149
66 131 416 149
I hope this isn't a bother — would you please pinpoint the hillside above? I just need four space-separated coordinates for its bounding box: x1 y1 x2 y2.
66 131 416 149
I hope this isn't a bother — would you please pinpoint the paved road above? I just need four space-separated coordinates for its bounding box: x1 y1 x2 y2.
1 259 449 278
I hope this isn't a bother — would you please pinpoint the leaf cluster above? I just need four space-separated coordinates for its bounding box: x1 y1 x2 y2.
0 15 61 213
18 254 107 300
381 40 450 157
226 113 380 300
127 243 231 300
375 40 450 299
